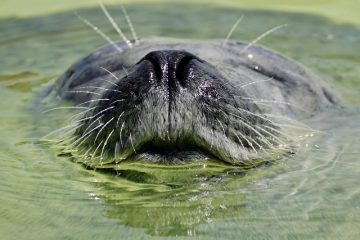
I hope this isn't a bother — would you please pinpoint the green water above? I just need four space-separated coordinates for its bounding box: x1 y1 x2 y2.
1 3 360 239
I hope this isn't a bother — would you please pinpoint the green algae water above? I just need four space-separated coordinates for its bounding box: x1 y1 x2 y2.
1 3 360 239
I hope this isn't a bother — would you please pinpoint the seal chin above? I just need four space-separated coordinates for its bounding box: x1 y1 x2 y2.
72 50 288 167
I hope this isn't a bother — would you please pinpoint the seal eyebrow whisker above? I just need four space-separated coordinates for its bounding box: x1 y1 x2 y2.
74 12 124 53
222 15 244 46
240 24 288 54
98 0 132 48
99 66 120 83
94 117 114 143
101 129 114 161
120 5 139 43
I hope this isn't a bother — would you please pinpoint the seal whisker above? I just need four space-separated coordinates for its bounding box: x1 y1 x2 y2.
94 117 114 143
226 111 274 148
116 111 125 127
120 5 139 43
90 140 104 162
72 124 103 147
110 99 125 106
119 121 126 147
222 15 244 46
236 130 258 153
41 124 78 140
129 132 137 154
76 99 110 107
75 12 124 53
235 78 272 89
82 115 103 136
98 0 132 47
232 131 249 159
42 106 89 113
240 24 288 54
77 86 122 94
262 125 296 141
99 66 120 83
101 129 114 161
67 90 101 96
255 125 287 145
114 141 119 159
69 107 97 122
75 106 114 123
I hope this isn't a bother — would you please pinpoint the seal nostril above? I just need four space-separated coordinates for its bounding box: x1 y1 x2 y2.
176 56 194 87
144 55 162 80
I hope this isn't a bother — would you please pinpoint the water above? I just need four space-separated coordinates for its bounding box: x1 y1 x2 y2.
0 3 359 239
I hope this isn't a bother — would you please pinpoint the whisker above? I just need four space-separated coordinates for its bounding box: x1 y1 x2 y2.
75 12 123 53
99 66 120 82
240 24 288 54
129 132 137 154
98 0 132 47
223 15 244 46
101 129 114 161
91 140 104 161
42 106 88 113
110 99 125 106
94 117 114 143
121 5 138 43
67 90 101 96
82 115 104 136
77 86 122 93
77 99 109 107
235 78 272 89
41 124 78 140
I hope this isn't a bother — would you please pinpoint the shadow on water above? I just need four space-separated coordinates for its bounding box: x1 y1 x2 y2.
1 3 360 239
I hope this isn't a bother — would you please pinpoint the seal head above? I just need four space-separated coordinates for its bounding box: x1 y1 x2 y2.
54 38 338 167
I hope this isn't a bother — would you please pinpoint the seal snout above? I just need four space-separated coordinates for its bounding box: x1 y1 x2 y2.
71 47 287 166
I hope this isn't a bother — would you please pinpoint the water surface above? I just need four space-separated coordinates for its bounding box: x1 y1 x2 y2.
0 4 359 239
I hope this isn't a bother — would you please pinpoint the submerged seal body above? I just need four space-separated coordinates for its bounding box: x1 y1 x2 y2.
51 37 337 167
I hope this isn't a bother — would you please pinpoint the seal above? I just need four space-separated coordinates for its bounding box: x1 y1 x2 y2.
50 35 338 168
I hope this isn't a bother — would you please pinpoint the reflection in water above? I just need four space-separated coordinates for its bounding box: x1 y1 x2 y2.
0 3 359 239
